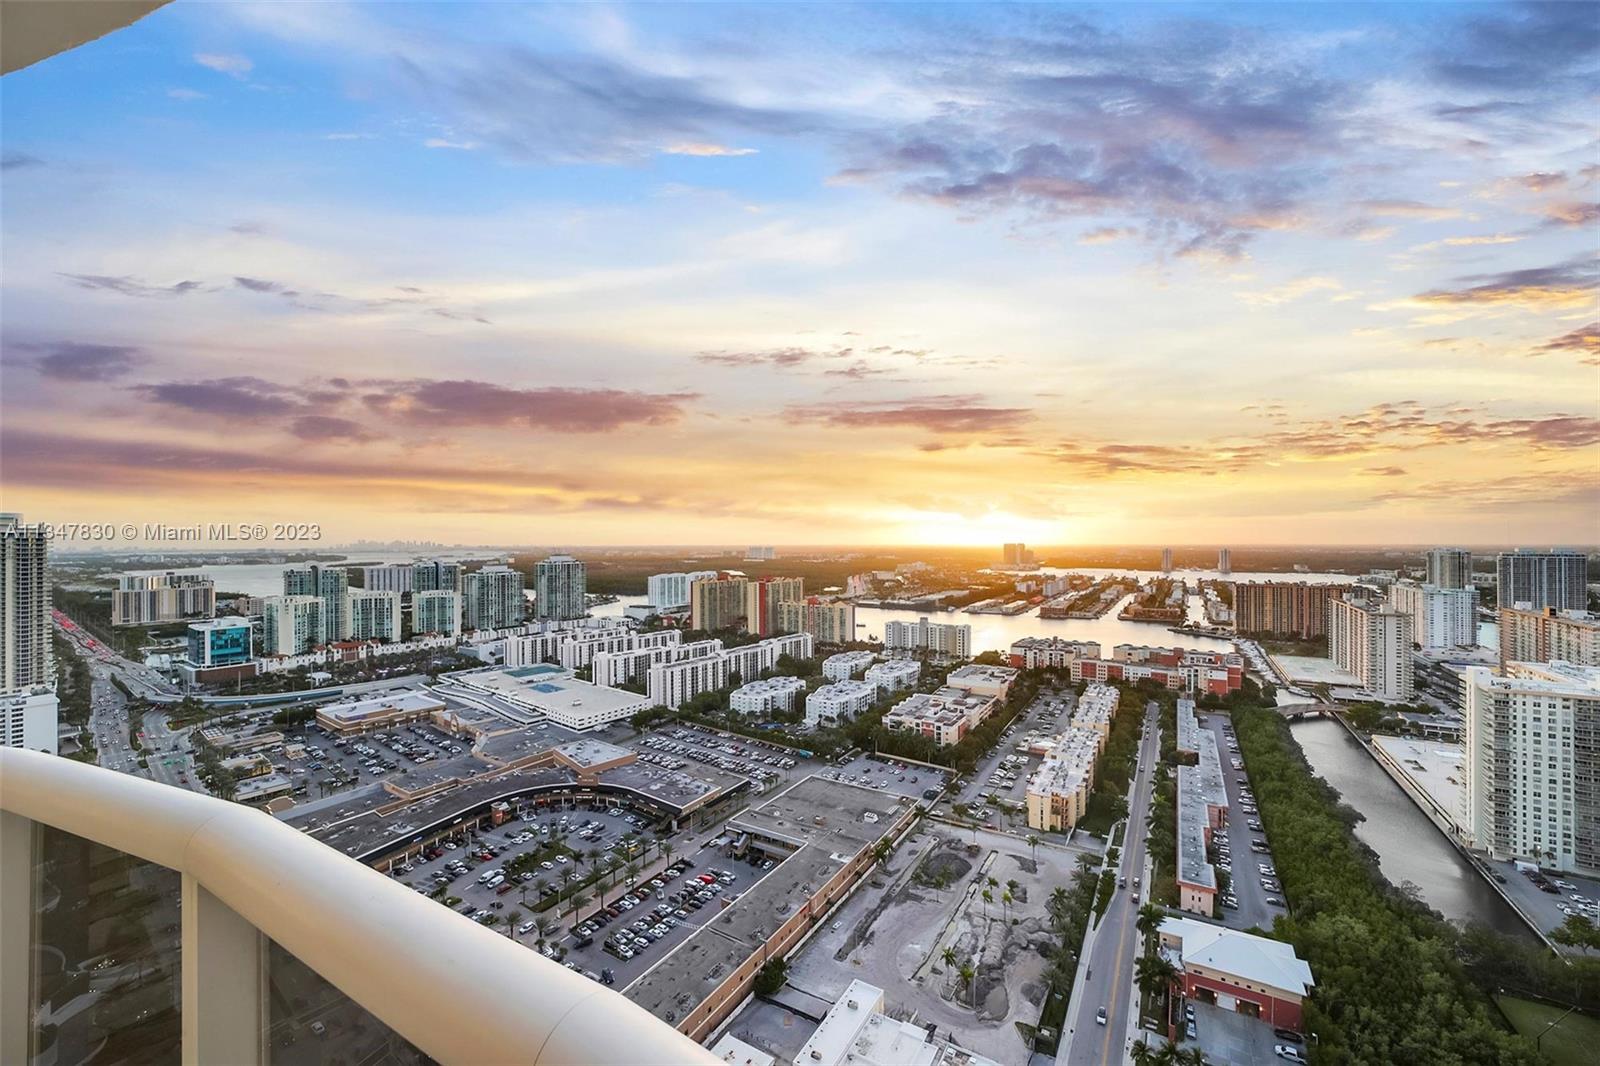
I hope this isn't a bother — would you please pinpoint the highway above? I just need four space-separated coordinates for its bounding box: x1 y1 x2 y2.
1060 699 1160 1065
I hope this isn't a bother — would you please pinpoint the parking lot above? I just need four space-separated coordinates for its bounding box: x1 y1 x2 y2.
279 718 490 799
954 687 1077 811
1205 713 1285 932
817 752 947 802
1182 1000 1303 1065
635 724 806 791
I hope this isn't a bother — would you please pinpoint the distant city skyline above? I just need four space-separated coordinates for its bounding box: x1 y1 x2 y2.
1 2 1595 545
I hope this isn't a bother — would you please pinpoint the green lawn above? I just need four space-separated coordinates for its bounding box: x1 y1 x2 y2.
1496 994 1600 1066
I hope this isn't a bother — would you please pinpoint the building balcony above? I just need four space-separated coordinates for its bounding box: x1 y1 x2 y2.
0 747 718 1065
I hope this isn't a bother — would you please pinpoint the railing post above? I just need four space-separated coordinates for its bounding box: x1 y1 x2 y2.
181 874 263 1065
0 810 34 1065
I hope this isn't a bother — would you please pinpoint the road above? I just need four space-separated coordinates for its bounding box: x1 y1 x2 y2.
1204 713 1283 932
1060 699 1160 1066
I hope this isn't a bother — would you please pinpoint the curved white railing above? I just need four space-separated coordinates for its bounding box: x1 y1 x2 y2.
0 747 719 1065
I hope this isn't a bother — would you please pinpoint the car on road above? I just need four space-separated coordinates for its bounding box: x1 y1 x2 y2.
1265 896 1284 906
1273 1029 1303 1044
1095 1007 1107 1026
1274 1045 1307 1063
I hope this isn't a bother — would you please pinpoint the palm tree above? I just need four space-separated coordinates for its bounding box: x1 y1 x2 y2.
624 861 641 889
534 916 554 952
1026 834 1040 863
507 906 524 938
1136 902 1166 941
981 888 993 920
1173 1047 1206 1066
660 840 675 866
871 839 892 870
940 946 957 990
568 891 591 924
1135 954 1179 1001
1001 889 1013 921
957 963 976 1008
1131 1040 1158 1066
986 875 998 891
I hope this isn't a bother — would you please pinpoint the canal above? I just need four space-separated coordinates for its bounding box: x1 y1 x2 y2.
1290 716 1530 937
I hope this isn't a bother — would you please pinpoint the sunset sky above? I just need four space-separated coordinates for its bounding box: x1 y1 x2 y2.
1 1 1595 547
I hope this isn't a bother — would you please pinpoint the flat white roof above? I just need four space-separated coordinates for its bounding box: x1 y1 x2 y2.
1160 916 1314 996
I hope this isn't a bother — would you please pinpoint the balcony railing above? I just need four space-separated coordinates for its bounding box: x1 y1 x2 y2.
0 747 720 1065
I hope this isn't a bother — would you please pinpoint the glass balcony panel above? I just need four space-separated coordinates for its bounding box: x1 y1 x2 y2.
30 825 181 1065
264 937 437 1065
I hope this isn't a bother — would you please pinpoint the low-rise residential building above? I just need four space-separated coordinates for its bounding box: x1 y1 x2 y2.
882 688 996 746
1024 727 1101 831
822 650 876 681
1071 647 1244 695
1008 636 1102 669
1157 917 1315 1030
806 680 880 728
864 658 920 694
944 663 1019 700
729 676 807 716
1073 682 1119 737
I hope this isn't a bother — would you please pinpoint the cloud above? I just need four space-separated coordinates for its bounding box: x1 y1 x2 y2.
785 394 1031 434
195 52 253 78
1408 257 1599 312
1078 226 1139 245
696 346 851 369
2 150 44 170
1234 275 1345 307
167 88 208 101
1364 466 1408 477
133 376 303 418
1411 234 1523 251
1429 3 1600 92
290 414 379 442
1541 201 1600 228
59 273 205 298
14 341 144 381
1356 199 1461 221
360 379 698 432
423 138 481 150
662 142 758 157
1533 322 1600 364
323 131 375 141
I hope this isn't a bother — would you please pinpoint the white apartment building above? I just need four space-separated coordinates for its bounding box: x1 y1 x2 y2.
822 651 876 681
645 633 814 709
412 590 461 637
1460 663 1599 876
345 589 403 642
559 629 679 670
805 680 879 728
361 564 414 594
1073 683 1120 736
729 676 807 716
645 570 717 610
1328 597 1414 701
464 565 525 631
864 658 920 693
592 639 720 688
1386 581 1476 649
883 617 972 658
261 595 324 656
